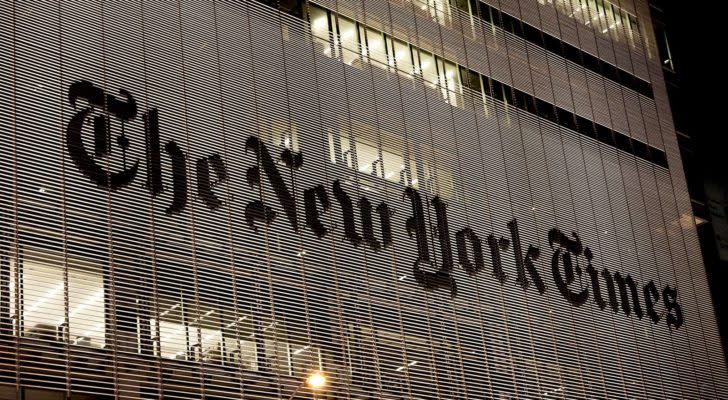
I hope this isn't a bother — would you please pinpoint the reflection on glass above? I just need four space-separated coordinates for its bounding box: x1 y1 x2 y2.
382 148 405 184
290 343 323 378
426 0 451 25
540 0 638 45
21 260 64 342
340 132 353 169
257 118 299 152
328 127 454 196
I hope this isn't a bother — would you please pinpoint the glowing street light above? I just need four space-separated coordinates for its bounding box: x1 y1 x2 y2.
306 371 326 389
287 370 327 399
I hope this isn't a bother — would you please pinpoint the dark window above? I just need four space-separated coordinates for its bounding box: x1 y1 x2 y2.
575 115 596 138
491 80 504 102
543 35 562 56
468 70 483 93
490 6 502 27
582 52 600 73
279 0 304 18
650 148 668 168
557 108 577 131
633 140 649 161
602 63 619 83
536 99 557 123
454 0 469 12
478 2 492 23
563 42 580 62
482 76 493 97
502 86 514 105
615 132 633 153
469 0 479 16
523 24 542 45
596 125 615 146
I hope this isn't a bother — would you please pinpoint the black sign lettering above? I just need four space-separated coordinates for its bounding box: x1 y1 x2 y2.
245 136 299 231
405 189 456 297
663 285 683 329
487 234 509 284
508 219 545 293
61 82 686 330
455 227 485 276
549 228 589 306
196 153 228 210
66 80 139 190
644 280 661 324
614 272 644 319
304 184 331 238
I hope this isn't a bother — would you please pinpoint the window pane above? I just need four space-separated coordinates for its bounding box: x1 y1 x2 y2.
22 256 64 342
157 298 187 360
264 321 290 375
443 60 461 105
356 139 380 177
418 50 437 87
309 5 331 57
382 147 405 183
365 28 388 69
337 16 360 66
68 264 104 348
340 131 354 169
393 39 414 77
290 343 322 377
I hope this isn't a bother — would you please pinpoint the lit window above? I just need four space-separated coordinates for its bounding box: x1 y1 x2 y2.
418 50 437 87
392 39 414 77
17 249 105 348
309 4 331 57
356 139 381 177
154 298 188 360
365 28 388 70
336 16 360 66
441 59 461 105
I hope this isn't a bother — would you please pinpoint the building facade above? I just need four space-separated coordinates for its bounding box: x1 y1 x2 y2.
0 0 726 399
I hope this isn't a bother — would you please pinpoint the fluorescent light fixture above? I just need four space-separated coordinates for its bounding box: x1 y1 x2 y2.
161 303 180 317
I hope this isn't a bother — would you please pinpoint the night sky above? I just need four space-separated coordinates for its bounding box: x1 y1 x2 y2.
660 0 728 361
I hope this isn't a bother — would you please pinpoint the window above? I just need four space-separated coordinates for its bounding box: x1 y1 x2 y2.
417 50 438 88
365 28 389 70
260 118 299 152
153 297 259 370
336 15 361 66
309 4 332 57
654 24 675 72
392 38 415 77
439 59 461 106
14 248 105 349
427 0 451 25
